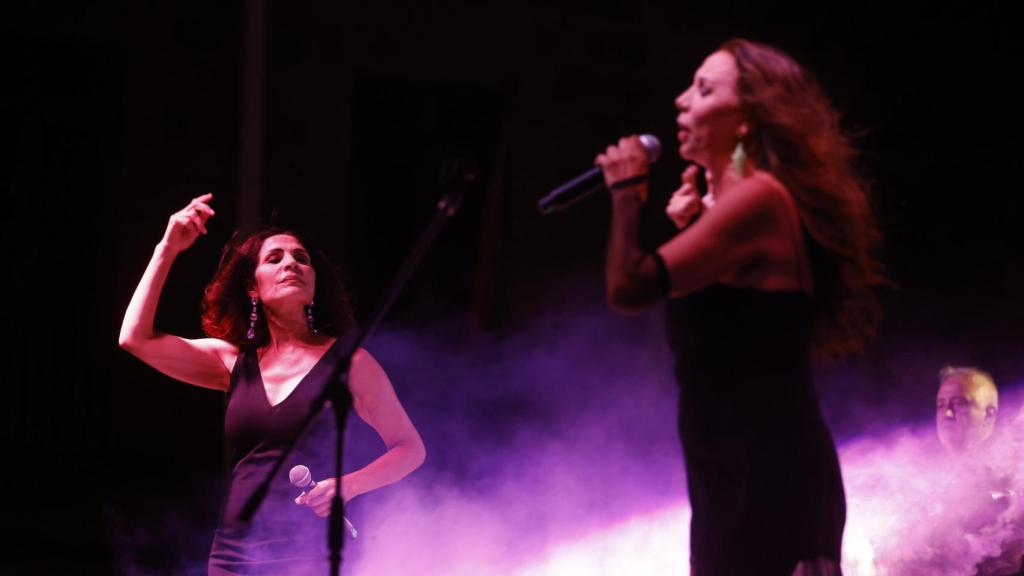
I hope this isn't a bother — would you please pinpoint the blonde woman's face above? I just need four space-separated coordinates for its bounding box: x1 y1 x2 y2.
674 51 747 167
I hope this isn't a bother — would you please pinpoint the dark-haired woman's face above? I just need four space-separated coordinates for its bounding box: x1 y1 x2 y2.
674 51 746 167
251 234 316 308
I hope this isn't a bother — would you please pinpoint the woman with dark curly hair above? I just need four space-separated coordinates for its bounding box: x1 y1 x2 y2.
119 193 425 575
597 39 884 575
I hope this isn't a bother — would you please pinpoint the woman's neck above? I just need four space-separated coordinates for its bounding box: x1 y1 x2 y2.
262 303 321 352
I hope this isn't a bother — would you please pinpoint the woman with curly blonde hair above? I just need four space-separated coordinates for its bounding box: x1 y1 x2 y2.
598 39 884 575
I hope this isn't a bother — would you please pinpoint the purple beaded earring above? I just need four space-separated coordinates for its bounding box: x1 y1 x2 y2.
305 301 319 335
247 297 259 340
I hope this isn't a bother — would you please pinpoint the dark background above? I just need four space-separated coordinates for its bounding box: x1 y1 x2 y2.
2 1 1020 573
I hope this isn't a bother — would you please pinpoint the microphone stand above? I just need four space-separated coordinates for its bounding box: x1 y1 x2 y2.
238 165 474 575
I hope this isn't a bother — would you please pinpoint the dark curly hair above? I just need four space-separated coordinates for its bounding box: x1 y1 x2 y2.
201 225 355 348
720 38 887 359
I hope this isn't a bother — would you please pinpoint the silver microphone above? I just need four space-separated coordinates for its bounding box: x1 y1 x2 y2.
289 465 358 538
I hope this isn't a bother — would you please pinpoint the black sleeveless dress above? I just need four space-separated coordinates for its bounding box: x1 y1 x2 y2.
666 285 845 576
208 338 352 576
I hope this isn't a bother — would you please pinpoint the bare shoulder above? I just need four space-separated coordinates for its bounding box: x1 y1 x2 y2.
696 171 789 238
726 171 789 209
349 348 390 390
717 171 798 232
658 171 803 296
746 171 805 234
725 171 811 291
751 170 796 209
351 347 383 371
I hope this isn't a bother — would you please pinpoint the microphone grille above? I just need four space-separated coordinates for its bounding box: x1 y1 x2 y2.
288 465 312 488
639 134 662 163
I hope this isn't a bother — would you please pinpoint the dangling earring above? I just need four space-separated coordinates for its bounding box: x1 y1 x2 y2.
306 301 319 335
731 139 747 175
247 297 259 340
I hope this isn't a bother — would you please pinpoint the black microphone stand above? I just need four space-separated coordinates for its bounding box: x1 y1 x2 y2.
239 163 475 575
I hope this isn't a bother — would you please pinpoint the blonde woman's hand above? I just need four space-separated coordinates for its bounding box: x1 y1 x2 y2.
666 165 703 229
595 135 650 201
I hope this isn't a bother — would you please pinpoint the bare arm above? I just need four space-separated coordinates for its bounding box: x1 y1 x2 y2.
602 138 789 311
299 348 425 515
606 185 666 313
343 348 426 497
656 175 788 297
597 135 665 313
118 194 236 391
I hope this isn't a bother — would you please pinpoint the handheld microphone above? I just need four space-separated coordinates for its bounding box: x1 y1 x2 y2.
538 134 661 215
289 465 358 538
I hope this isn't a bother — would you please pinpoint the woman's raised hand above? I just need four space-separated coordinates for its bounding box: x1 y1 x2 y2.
595 135 650 201
162 193 215 253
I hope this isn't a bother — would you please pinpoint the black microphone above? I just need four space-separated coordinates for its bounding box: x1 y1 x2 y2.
538 134 662 215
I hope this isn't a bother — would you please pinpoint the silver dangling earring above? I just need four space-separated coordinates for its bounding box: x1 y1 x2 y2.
305 301 319 335
247 297 258 340
731 139 747 175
